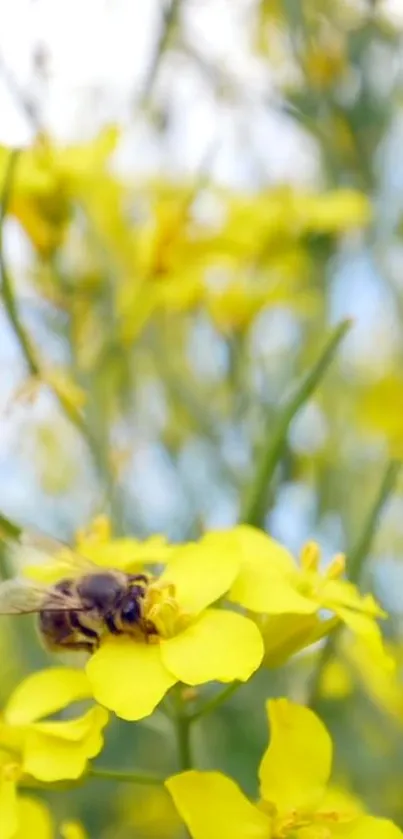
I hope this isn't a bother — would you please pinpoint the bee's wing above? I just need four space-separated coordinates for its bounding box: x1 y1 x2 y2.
0 578 84 615
8 529 101 577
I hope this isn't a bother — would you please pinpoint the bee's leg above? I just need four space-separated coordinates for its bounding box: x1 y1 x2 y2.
70 611 100 641
105 613 123 635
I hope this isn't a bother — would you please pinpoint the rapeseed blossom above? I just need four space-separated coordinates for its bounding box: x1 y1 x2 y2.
203 526 391 668
0 783 53 839
86 541 263 720
166 698 403 839
0 667 108 781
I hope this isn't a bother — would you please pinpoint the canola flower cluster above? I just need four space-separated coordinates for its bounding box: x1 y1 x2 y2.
0 516 400 839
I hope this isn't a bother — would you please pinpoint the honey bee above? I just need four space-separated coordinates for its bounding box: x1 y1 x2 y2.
0 530 155 653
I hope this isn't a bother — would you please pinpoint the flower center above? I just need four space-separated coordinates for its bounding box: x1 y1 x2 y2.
260 801 348 839
141 581 190 640
295 543 346 601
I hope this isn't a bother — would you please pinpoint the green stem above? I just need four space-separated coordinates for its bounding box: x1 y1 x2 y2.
308 459 401 708
0 150 40 375
189 681 241 723
347 460 401 585
174 711 193 770
139 0 182 106
0 151 120 518
88 766 164 785
241 319 351 527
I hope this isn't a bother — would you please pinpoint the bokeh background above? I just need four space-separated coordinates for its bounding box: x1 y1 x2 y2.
1 0 403 836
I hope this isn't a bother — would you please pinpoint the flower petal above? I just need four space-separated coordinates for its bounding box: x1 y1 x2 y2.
322 580 385 618
15 797 53 839
222 528 315 614
231 573 317 615
5 668 92 725
160 543 241 615
208 526 296 575
259 699 332 815
0 771 18 839
22 707 109 782
166 771 270 839
340 816 403 839
334 608 394 671
259 614 339 668
86 636 176 721
161 608 263 685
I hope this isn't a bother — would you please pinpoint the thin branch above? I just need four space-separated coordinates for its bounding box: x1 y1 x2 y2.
88 766 164 785
138 0 183 107
241 319 352 527
189 681 241 723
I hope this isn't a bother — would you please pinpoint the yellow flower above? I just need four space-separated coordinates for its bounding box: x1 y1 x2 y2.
86 542 263 720
203 526 391 668
166 698 403 839
24 515 173 584
0 774 53 839
1 127 118 257
0 668 108 782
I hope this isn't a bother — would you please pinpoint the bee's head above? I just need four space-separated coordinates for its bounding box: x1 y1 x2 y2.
119 591 143 626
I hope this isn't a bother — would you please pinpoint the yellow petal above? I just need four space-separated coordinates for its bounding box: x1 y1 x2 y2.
0 773 17 839
335 608 394 671
231 574 316 615
260 614 339 668
221 527 315 614
341 816 403 839
161 608 263 685
205 526 296 575
259 699 332 815
160 543 241 615
166 771 270 839
15 797 53 839
22 707 109 781
5 668 92 725
86 636 176 721
322 580 385 618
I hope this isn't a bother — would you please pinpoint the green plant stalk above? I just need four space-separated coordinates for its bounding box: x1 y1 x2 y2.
189 681 241 723
88 766 164 785
0 150 120 522
308 458 401 708
174 713 192 770
241 319 351 527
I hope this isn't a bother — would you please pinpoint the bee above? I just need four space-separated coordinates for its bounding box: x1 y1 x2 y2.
0 530 155 653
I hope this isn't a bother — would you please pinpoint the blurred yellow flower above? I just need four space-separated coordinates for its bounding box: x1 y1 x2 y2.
341 636 403 721
0 668 108 782
1 127 118 257
203 526 391 668
24 515 173 584
0 779 53 839
86 542 263 720
166 698 403 839
118 785 182 839
356 374 403 455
